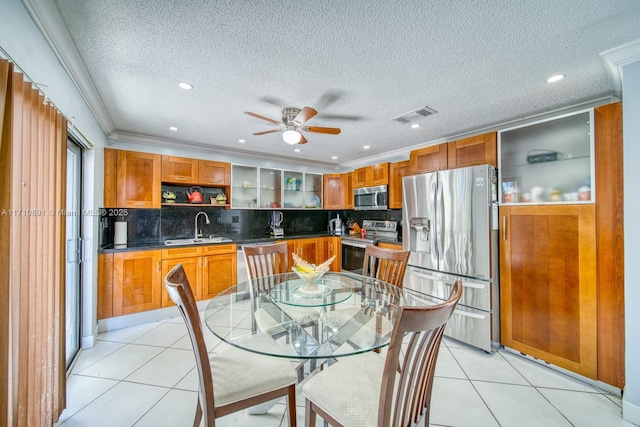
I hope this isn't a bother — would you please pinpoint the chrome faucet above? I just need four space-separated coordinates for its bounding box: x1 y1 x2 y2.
194 211 210 239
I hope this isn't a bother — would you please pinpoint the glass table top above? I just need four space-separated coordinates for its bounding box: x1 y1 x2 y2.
268 277 354 307
204 271 432 360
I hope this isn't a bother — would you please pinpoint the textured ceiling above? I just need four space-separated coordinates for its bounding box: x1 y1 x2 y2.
46 0 640 166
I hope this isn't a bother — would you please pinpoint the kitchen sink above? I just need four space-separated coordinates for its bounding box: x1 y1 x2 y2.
164 236 233 246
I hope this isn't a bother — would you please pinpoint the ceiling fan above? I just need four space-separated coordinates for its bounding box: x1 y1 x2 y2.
244 107 341 145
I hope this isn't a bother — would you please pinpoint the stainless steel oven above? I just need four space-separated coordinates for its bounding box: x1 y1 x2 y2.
340 237 374 274
340 220 399 273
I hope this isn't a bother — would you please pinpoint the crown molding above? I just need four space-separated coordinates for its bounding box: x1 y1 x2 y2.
600 39 640 99
22 0 116 136
108 131 337 169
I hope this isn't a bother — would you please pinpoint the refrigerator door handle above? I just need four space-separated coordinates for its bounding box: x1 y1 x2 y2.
408 268 486 289
430 182 438 257
436 181 445 258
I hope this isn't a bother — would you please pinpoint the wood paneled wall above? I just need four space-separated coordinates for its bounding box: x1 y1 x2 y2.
594 102 625 388
0 59 67 425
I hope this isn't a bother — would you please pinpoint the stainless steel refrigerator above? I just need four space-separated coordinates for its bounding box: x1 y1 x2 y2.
402 164 500 352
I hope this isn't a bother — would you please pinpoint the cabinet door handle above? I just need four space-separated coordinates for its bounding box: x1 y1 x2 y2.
502 216 507 241
175 177 187 181
132 202 146 206
157 261 161 272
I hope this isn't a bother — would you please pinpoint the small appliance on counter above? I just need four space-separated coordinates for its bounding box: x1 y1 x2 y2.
269 211 284 238
328 214 343 235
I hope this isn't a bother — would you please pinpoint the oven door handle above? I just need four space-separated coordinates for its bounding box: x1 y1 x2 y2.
341 240 371 249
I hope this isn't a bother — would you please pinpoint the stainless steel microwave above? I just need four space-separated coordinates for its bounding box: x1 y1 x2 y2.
354 185 388 210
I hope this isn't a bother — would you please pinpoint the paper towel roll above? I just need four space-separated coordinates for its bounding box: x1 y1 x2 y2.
114 222 127 247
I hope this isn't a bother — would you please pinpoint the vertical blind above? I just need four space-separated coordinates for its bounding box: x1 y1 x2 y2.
0 59 67 426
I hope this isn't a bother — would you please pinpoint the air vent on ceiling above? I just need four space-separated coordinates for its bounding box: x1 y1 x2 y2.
392 106 438 123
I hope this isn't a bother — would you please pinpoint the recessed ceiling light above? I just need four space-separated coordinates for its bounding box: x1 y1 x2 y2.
363 145 370 149
546 74 565 83
411 123 420 129
332 156 337 160
169 126 179 131
238 139 245 143
178 82 193 90
294 148 301 153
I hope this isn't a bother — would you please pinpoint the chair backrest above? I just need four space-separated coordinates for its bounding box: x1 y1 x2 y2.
362 245 410 288
164 264 216 425
243 242 289 292
378 280 462 427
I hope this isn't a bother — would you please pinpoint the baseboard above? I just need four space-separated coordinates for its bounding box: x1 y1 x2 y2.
97 299 211 333
623 398 640 425
80 323 99 349
501 346 622 396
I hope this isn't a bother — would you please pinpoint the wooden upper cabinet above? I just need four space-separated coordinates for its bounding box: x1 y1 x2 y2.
116 150 161 208
198 160 231 186
410 143 448 174
500 204 597 379
353 167 367 188
104 148 118 207
323 174 344 210
448 132 497 168
161 155 198 184
343 172 354 209
353 163 390 188
367 162 389 186
389 160 411 209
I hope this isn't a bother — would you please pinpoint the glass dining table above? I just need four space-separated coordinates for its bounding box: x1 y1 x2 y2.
204 271 431 361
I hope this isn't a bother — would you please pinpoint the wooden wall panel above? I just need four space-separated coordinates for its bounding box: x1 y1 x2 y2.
595 102 625 388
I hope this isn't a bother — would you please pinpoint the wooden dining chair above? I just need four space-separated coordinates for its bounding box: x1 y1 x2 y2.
303 280 463 427
164 264 298 427
362 245 410 288
326 245 410 333
243 242 320 333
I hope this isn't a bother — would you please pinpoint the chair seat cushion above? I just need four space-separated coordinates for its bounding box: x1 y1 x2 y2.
303 352 385 427
255 305 319 334
211 333 298 407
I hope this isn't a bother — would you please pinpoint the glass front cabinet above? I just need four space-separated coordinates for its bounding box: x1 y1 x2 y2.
231 165 322 209
498 109 594 205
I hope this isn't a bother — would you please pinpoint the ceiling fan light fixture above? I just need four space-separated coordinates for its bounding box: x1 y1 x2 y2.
283 130 302 144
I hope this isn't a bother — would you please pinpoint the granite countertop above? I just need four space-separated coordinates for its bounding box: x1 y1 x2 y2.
98 232 333 253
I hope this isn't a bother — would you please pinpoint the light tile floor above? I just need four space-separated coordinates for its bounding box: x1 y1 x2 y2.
56 313 632 427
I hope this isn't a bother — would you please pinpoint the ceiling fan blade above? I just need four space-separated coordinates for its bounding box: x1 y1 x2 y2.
315 90 344 110
304 126 341 135
260 95 287 107
298 133 308 144
316 113 365 122
294 107 318 124
253 129 281 135
244 111 281 125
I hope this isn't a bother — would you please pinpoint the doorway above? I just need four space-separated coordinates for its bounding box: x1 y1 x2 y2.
65 139 83 368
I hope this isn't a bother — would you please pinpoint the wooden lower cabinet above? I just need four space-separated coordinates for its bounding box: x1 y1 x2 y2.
322 236 342 271
287 238 319 267
202 251 237 299
99 244 236 319
499 204 597 379
112 250 162 316
161 246 203 307
377 242 403 250
97 253 114 319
